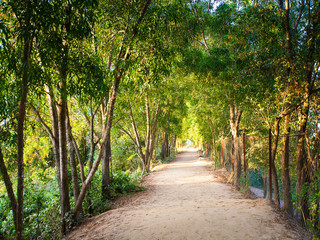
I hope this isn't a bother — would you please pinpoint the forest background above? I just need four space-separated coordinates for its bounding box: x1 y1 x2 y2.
0 0 319 239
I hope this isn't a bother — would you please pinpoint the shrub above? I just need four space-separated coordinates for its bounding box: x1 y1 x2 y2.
110 170 145 196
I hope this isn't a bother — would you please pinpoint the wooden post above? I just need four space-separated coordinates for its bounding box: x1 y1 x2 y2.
269 128 272 201
243 132 247 180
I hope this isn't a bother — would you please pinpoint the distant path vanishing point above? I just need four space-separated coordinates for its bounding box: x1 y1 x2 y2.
65 149 308 240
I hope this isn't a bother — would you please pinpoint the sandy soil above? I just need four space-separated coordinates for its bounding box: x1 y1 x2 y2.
64 149 310 240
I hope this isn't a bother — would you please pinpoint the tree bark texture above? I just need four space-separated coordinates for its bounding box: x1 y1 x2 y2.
0 148 18 231
57 93 71 234
294 0 318 221
15 29 33 240
67 112 80 204
101 136 111 198
101 100 111 198
281 111 293 215
233 137 242 187
161 111 171 160
229 105 242 186
145 101 160 172
296 101 310 221
271 118 281 207
45 85 64 205
221 139 225 167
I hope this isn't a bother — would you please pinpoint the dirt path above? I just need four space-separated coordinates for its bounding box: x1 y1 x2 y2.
65 150 309 240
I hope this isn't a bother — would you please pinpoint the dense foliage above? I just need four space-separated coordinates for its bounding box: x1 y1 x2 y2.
0 0 319 239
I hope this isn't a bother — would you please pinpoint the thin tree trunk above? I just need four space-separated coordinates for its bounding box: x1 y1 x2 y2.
145 103 160 172
161 111 170 160
101 99 111 198
127 102 146 169
57 5 73 233
57 95 71 234
45 84 70 231
213 128 217 162
173 133 177 154
281 109 293 215
101 136 111 198
230 105 242 186
233 136 242 187
296 101 310 221
89 103 97 171
145 96 151 169
58 50 71 234
221 139 225 167
295 0 317 221
231 135 235 173
271 118 281 207
66 110 80 203
72 135 85 183
87 105 98 213
72 0 152 217
16 31 32 240
45 85 62 191
263 170 267 198
73 71 122 217
0 148 18 231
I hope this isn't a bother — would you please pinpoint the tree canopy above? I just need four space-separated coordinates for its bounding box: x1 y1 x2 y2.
0 0 320 239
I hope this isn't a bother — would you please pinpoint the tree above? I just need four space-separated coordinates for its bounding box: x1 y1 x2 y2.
0 1 36 238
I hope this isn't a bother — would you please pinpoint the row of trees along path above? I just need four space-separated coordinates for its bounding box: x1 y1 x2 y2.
64 149 309 240
1 0 319 239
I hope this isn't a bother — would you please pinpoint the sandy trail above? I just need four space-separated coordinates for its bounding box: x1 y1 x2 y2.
65 150 307 240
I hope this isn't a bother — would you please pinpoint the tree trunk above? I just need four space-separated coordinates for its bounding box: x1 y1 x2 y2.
0 148 18 232
231 135 235 173
72 134 85 183
57 95 71 234
213 128 217 162
173 134 177 154
271 118 281 207
88 104 96 171
161 111 170 160
263 170 267 198
281 111 293 215
15 30 33 240
58 42 71 233
46 86 62 180
72 0 152 216
229 105 242 186
296 101 310 221
294 0 317 220
161 132 168 159
101 100 111 198
73 70 122 217
101 136 111 198
66 111 80 204
145 104 160 172
127 102 146 172
233 136 242 187
221 139 225 167
45 84 66 221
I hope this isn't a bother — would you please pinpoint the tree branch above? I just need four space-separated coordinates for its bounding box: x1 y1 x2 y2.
28 105 54 141
0 148 17 225
293 0 304 31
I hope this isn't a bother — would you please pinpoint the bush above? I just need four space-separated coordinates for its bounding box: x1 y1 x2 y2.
110 170 145 196
0 195 15 239
0 175 61 240
82 169 111 216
